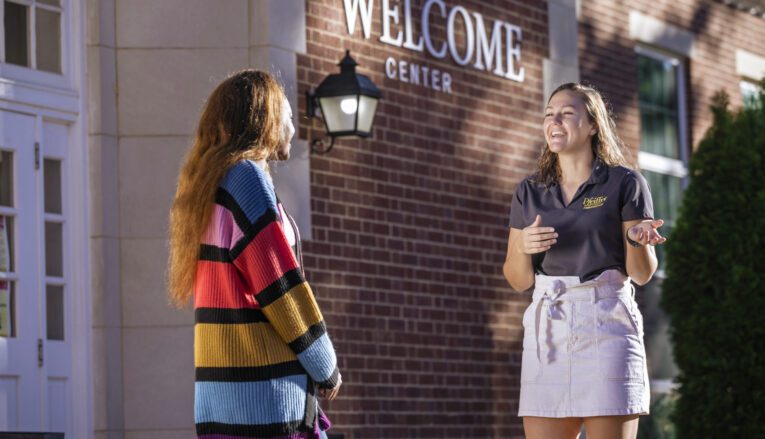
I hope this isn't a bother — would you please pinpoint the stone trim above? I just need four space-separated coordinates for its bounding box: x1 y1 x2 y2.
544 0 580 102
629 11 694 57
736 49 765 80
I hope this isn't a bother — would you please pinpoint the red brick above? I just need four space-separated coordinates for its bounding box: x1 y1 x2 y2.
298 1 765 437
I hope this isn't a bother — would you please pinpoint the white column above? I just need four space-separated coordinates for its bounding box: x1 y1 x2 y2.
250 0 312 239
86 0 120 437
543 0 580 103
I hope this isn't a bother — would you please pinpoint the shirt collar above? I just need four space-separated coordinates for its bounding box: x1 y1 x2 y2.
586 158 608 184
546 158 608 187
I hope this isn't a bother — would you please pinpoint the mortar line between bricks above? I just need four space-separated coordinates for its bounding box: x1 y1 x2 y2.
305 228 510 249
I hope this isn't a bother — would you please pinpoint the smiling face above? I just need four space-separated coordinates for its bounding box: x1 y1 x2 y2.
544 90 597 157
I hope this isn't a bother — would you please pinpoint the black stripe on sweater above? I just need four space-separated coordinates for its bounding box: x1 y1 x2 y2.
317 366 341 390
198 244 232 263
196 420 308 437
195 307 268 324
216 188 282 258
229 208 281 260
214 188 251 234
195 361 305 382
288 321 327 354
256 268 305 308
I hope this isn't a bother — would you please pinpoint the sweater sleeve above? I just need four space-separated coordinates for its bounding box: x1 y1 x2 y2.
222 161 340 389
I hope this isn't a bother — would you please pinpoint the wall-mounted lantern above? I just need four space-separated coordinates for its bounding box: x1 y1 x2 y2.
306 50 381 154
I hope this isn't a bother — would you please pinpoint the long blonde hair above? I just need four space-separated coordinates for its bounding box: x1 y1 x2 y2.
536 82 629 186
168 70 286 307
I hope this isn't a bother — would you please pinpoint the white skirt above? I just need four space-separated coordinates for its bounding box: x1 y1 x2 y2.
518 270 650 418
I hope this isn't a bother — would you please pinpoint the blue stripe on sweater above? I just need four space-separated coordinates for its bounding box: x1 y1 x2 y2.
296 333 337 383
194 375 307 425
219 161 278 225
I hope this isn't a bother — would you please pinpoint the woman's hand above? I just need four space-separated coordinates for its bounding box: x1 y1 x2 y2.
319 373 342 401
517 214 557 254
627 219 667 246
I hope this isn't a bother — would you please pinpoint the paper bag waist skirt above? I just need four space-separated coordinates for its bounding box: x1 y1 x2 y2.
517 269 650 418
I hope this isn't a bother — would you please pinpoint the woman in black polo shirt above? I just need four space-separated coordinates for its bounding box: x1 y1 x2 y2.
503 82 666 439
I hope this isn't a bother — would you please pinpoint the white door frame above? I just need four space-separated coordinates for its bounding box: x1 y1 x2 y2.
0 0 92 437
0 109 41 432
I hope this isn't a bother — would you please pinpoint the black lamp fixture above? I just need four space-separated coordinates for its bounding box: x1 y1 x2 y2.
306 50 381 154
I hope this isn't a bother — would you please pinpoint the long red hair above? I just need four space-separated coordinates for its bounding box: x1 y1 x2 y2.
168 70 285 307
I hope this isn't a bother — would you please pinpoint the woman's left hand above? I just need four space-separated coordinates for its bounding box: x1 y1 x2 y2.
627 219 667 246
318 373 342 401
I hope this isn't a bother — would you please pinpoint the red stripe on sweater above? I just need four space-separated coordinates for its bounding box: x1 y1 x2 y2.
193 260 258 309
233 221 300 296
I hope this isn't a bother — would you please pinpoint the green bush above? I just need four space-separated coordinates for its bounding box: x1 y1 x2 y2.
661 82 765 437
638 393 677 439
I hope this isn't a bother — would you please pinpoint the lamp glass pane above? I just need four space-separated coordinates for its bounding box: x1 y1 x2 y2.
357 96 378 134
319 95 358 133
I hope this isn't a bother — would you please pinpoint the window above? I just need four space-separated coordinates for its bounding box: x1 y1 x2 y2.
44 157 64 341
636 47 689 273
635 46 689 391
740 80 761 109
0 104 76 438
0 150 15 337
2 0 62 73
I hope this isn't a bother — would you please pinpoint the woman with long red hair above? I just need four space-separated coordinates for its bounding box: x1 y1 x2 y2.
169 70 340 439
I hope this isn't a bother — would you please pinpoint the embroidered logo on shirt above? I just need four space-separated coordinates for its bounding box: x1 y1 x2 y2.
583 196 607 209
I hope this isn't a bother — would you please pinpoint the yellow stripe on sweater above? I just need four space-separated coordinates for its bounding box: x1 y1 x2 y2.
195 322 297 367
262 282 324 344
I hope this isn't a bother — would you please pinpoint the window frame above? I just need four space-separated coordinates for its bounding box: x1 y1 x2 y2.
740 79 761 109
0 0 88 433
635 45 690 278
0 0 69 89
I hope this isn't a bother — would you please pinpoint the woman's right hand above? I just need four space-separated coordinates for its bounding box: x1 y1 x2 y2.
516 214 557 254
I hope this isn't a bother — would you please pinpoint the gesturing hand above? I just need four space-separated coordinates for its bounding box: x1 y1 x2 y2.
517 214 557 254
627 219 667 246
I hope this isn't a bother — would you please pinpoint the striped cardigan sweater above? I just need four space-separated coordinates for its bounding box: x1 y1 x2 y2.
194 160 339 438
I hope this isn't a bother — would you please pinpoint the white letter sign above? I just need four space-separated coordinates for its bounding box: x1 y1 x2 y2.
343 0 375 39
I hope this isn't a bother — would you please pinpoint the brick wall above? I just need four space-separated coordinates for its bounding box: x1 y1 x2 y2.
298 0 548 437
579 0 765 156
297 1 765 438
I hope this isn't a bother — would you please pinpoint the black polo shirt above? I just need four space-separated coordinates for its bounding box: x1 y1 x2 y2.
509 161 654 281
